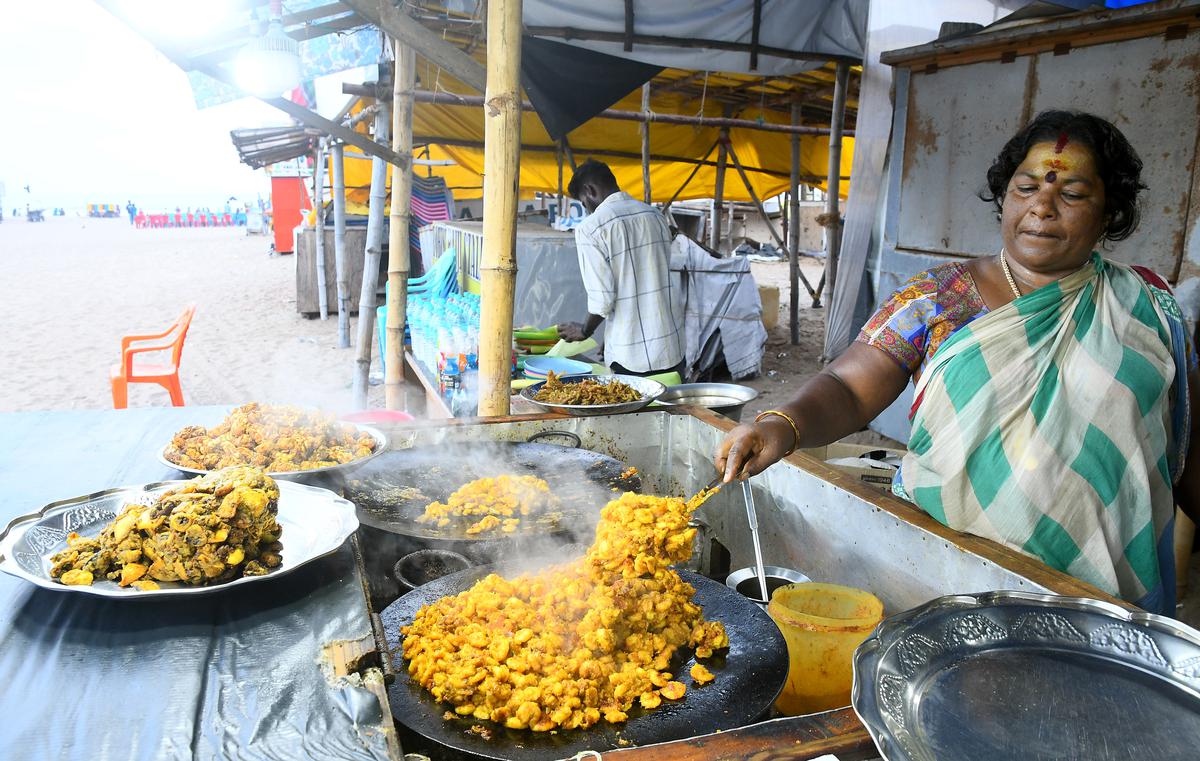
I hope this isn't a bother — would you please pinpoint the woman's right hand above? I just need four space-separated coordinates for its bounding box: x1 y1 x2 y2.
714 418 795 483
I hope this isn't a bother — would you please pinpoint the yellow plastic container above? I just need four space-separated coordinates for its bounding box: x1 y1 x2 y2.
767 582 884 715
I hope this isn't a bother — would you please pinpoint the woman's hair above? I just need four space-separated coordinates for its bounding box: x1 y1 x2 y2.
980 110 1146 241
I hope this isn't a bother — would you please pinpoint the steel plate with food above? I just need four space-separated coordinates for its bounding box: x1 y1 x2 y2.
159 402 387 476
0 466 359 598
520 373 665 417
852 590 1200 761
381 489 787 760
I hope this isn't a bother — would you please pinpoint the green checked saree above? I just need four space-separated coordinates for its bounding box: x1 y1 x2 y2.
895 254 1191 614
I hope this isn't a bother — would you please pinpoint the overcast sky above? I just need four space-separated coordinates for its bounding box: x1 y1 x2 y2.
0 1 290 213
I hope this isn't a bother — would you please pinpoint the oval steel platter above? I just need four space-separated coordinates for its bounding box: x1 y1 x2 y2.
0 479 358 599
852 590 1200 761
158 424 389 478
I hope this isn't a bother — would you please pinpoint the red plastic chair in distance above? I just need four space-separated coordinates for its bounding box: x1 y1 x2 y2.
109 305 196 408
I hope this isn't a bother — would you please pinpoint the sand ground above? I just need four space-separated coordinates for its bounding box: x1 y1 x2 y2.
0 215 384 413
0 215 852 424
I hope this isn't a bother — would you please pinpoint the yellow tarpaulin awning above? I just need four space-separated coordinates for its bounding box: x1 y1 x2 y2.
333 62 853 213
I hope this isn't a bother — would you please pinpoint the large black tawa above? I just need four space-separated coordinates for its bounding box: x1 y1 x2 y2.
343 440 642 543
380 566 787 761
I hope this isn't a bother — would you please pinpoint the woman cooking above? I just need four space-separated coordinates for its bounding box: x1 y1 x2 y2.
715 110 1200 616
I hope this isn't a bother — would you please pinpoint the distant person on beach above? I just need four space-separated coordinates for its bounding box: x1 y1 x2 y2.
126 201 136 225
557 158 684 378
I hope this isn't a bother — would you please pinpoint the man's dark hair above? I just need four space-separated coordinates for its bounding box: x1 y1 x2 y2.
980 109 1146 242
567 159 618 200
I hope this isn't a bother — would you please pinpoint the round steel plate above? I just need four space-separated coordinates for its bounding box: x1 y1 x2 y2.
381 567 787 760
158 424 389 478
519 374 664 417
852 591 1200 761
0 479 358 599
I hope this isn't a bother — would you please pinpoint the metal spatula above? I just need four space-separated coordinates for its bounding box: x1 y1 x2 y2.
741 479 770 603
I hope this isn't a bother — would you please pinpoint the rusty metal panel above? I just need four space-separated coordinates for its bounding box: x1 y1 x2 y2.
1027 33 1200 279
897 59 1031 257
895 31 1200 280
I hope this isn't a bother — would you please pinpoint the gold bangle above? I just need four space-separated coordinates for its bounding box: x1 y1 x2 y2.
755 409 800 456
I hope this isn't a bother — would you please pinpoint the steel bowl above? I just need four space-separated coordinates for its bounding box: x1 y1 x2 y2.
655 383 760 421
519 374 665 417
393 549 472 593
726 566 812 606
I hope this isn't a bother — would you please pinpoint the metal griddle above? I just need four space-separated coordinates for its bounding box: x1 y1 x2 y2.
342 434 641 544
380 566 788 761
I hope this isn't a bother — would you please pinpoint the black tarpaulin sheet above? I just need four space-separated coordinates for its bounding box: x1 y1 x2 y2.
520 36 662 142
0 407 391 761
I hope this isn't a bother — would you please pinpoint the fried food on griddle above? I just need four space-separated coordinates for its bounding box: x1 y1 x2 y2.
164 402 376 472
48 466 283 589
401 492 728 732
418 474 562 535
532 372 642 405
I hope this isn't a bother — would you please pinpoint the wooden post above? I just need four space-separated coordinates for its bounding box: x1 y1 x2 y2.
386 41 416 410
823 62 850 311
710 127 728 252
313 141 329 320
352 103 391 409
789 102 802 344
332 141 351 348
477 0 523 417
556 139 565 225
640 82 652 203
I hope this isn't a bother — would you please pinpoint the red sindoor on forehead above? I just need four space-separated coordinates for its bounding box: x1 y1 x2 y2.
1054 132 1070 153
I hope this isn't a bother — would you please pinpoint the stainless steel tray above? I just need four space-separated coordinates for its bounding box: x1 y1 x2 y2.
0 479 359 598
519 374 664 416
158 424 388 477
852 591 1200 760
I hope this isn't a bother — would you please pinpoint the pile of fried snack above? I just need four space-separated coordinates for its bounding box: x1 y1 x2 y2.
417 475 563 535
164 402 377 472
532 372 642 406
402 491 728 731
49 466 283 590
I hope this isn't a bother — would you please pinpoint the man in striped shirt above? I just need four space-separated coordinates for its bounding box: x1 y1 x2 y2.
558 160 685 376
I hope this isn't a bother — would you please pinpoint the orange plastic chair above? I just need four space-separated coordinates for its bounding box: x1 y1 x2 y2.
109 305 196 408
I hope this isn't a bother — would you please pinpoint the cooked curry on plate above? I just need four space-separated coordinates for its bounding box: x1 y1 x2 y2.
164 402 377 472
532 372 642 406
48 466 282 590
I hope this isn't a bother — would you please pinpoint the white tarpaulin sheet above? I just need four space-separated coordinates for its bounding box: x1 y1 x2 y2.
672 235 768 380
524 0 867 75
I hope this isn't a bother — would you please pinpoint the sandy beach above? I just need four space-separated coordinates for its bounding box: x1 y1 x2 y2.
0 214 842 422
0 215 384 413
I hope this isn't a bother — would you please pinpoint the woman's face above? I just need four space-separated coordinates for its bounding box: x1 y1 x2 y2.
1000 138 1107 273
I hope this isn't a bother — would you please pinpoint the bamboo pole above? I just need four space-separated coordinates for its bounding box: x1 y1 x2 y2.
332 141 351 348
352 103 392 409
789 102 801 344
661 140 719 216
822 62 851 317
313 141 329 320
727 140 817 298
477 0 523 417
710 128 728 251
386 41 416 410
640 82 652 203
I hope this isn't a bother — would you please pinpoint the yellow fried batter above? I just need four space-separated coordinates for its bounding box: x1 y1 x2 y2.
401 492 728 731
418 475 562 536
164 402 376 472
48 466 283 589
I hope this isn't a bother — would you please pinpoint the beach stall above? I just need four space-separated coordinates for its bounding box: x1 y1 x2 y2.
0 402 1133 761
26 3 1200 761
